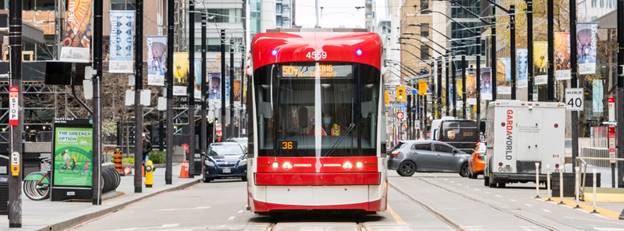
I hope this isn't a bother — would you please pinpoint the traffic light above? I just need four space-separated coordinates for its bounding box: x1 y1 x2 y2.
396 86 406 103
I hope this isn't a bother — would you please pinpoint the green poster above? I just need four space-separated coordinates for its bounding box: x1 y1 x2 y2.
53 127 93 187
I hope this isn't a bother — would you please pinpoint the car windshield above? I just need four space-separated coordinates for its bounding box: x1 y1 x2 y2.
208 144 243 156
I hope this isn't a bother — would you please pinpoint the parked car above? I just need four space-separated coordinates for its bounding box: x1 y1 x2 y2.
203 142 247 182
225 137 248 154
467 142 487 179
388 140 471 177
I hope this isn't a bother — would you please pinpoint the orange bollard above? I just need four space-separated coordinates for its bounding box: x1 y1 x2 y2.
179 160 189 178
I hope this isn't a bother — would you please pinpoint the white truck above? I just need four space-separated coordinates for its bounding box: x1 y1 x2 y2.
484 100 565 188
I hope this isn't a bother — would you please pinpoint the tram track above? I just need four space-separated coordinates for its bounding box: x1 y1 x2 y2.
410 176 560 231
263 222 367 231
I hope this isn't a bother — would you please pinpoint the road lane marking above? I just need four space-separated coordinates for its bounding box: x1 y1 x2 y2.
227 216 236 221
542 209 551 213
387 205 406 225
161 224 179 228
238 209 244 214
524 203 533 207
157 206 211 212
509 199 517 202
495 194 503 198
594 228 624 231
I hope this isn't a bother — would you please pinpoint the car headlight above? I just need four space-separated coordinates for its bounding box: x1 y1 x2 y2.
239 160 247 166
204 160 215 167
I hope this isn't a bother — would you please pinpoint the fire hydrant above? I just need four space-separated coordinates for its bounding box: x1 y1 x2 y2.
145 160 154 188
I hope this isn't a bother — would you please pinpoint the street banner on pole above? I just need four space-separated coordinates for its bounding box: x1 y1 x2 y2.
534 41 548 85
209 72 221 101
467 69 477 105
577 23 598 75
147 36 167 86
480 67 493 100
384 90 389 106
592 80 604 116
554 32 571 80
233 79 242 102
516 48 528 88
108 10 134 73
194 56 202 100
418 80 427 96
60 0 92 62
497 57 511 95
173 52 188 96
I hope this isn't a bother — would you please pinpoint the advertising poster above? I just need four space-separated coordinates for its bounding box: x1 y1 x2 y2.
53 127 93 187
173 52 189 96
209 73 221 100
592 79 604 116
466 69 477 105
534 41 548 85
555 32 571 80
497 57 511 95
108 10 134 73
60 0 93 62
517 48 528 88
147 36 167 86
578 24 598 75
480 67 493 101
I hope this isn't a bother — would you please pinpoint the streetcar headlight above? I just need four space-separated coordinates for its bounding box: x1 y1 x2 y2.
355 161 364 169
342 161 353 170
271 161 279 169
282 161 293 170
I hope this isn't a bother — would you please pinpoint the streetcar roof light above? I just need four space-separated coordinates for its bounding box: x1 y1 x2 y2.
271 49 278 56
356 48 363 56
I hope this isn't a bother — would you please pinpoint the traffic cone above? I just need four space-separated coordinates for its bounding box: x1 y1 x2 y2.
179 160 189 178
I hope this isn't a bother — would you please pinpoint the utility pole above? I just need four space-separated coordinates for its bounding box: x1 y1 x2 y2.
445 58 450 116
240 45 245 135
461 55 467 118
230 39 235 138
547 0 555 101
315 0 320 28
407 94 412 139
200 11 207 179
165 0 174 185
491 4 497 101
437 58 442 119
8 0 23 226
570 0 579 174
452 60 457 117
616 0 624 186
510 5 517 100
134 0 144 193
92 0 103 206
475 37 482 131
526 0 534 101
187 0 195 177
220 30 226 139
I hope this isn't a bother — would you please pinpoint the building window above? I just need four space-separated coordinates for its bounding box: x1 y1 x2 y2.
208 9 229 23
111 0 135 10
420 45 429 60
420 0 429 10
420 23 429 38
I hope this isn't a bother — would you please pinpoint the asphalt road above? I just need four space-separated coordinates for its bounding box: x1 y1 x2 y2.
70 172 624 231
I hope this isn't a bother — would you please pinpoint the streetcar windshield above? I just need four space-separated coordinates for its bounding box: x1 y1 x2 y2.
254 62 380 156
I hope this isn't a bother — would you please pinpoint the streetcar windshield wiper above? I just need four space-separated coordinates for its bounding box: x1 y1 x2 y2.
322 123 356 157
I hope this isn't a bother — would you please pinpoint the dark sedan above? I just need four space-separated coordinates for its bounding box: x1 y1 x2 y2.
203 142 247 182
388 140 471 177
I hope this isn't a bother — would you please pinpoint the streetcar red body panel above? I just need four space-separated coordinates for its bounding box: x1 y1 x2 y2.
248 31 386 213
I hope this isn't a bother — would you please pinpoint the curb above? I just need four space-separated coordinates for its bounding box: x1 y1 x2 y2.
37 179 201 231
544 197 622 220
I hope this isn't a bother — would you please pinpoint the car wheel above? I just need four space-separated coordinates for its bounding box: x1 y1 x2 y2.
468 168 478 179
484 176 490 186
202 177 213 183
497 182 506 188
459 163 469 177
488 173 497 188
397 161 417 177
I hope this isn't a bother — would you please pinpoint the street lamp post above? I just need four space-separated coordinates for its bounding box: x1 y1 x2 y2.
92 0 103 205
461 55 467 118
187 0 196 177
200 11 208 180
165 0 174 185
134 0 144 193
8 0 23 226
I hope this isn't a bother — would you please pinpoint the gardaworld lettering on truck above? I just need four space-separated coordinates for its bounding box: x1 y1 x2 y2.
505 109 513 160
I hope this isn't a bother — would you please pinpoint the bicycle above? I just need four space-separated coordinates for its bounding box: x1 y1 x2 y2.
23 157 51 201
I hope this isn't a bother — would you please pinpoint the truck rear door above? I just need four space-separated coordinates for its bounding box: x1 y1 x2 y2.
515 106 542 173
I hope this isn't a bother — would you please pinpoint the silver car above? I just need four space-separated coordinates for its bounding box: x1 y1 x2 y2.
387 140 471 177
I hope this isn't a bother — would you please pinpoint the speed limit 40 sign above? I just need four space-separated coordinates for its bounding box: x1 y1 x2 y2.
565 88 583 111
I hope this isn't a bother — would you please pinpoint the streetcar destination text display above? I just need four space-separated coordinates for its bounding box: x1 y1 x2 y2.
281 64 352 78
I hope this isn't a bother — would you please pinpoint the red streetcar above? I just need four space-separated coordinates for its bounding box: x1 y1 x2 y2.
246 31 387 213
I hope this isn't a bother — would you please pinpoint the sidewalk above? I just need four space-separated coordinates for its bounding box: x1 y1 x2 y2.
0 164 200 231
